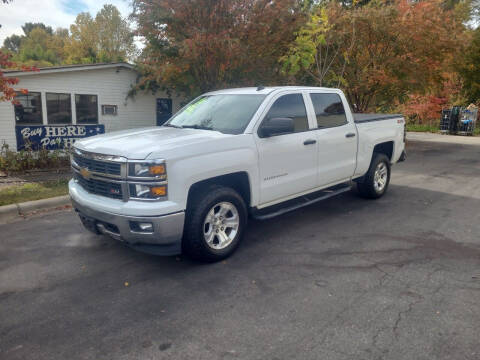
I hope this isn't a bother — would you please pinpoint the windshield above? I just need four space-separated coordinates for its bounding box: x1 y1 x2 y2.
165 94 266 134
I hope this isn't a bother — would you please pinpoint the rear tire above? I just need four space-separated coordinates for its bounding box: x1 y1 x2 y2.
183 185 247 262
356 153 391 199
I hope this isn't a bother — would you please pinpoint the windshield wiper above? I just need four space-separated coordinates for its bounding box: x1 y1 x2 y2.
163 123 182 128
181 124 213 130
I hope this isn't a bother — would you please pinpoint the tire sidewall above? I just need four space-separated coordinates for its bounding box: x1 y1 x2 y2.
370 154 391 197
186 187 247 260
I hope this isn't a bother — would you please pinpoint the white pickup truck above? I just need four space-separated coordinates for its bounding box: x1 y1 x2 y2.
69 86 406 261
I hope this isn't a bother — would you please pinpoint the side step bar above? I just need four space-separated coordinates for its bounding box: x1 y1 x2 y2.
251 183 352 220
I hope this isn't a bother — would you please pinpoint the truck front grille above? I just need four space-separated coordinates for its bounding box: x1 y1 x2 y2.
73 154 121 176
74 172 123 200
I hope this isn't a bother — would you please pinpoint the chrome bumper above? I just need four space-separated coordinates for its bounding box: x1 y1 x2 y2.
71 198 185 255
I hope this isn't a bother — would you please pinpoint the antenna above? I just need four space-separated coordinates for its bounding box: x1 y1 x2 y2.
256 85 265 91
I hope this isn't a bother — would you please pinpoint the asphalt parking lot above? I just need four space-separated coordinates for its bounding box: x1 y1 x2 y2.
1 139 480 360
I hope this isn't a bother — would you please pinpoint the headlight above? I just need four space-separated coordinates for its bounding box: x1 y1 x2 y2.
129 183 167 200
127 160 167 200
128 160 166 180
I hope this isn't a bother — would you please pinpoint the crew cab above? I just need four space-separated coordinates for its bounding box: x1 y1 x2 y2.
69 86 406 261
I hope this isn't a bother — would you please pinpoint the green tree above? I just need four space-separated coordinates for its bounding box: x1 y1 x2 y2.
64 5 135 64
281 5 352 87
22 22 53 36
15 27 62 66
96 4 135 62
458 27 480 103
65 13 98 63
3 34 21 53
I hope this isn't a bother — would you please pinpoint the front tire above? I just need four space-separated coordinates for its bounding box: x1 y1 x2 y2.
183 185 247 262
356 153 391 199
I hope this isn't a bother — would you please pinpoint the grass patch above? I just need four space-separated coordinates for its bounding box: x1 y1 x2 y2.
406 124 439 133
0 179 69 206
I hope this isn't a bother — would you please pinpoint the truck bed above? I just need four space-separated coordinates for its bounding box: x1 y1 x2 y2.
353 113 403 123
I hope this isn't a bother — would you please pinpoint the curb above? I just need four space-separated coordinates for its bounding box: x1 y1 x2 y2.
0 195 71 224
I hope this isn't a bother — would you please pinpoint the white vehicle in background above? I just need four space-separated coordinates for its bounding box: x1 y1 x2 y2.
69 86 406 261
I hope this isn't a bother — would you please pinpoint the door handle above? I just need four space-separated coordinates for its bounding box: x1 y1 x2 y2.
303 139 317 145
345 133 356 138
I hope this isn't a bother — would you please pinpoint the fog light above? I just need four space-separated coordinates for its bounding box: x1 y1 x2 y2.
138 222 153 232
130 221 154 233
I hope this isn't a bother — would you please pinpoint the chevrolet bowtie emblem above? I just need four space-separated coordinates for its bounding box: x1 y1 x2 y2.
80 167 92 179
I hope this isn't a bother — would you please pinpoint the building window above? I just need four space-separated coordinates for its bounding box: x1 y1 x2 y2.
14 91 43 124
46 93 72 124
76 94 98 124
310 93 347 128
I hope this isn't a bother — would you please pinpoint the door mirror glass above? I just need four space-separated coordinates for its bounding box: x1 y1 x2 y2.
260 117 294 137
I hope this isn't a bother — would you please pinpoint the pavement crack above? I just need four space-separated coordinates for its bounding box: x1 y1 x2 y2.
373 264 396 286
392 292 425 339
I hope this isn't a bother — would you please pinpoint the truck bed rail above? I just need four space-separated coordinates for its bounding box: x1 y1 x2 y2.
353 113 403 123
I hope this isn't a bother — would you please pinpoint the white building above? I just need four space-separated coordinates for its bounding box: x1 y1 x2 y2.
0 62 183 150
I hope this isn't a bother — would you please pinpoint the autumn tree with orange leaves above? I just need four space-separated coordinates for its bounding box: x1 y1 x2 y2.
132 0 308 98
282 0 465 113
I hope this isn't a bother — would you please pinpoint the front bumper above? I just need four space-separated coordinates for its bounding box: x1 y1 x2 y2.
71 198 185 256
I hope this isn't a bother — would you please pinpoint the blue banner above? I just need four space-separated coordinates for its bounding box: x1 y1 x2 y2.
15 124 105 150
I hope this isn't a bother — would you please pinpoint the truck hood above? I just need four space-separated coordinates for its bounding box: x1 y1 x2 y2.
74 127 230 159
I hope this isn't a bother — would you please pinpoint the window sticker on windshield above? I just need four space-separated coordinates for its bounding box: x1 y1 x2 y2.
185 97 207 114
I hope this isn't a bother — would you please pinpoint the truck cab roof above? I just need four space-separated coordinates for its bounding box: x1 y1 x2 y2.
205 86 342 96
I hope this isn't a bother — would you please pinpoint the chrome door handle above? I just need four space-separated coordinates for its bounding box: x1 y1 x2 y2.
303 139 317 145
345 133 356 138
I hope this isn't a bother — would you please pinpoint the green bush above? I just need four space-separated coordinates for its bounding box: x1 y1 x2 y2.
0 141 70 174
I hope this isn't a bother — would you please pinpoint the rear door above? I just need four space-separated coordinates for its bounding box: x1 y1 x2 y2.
254 92 318 205
307 92 357 187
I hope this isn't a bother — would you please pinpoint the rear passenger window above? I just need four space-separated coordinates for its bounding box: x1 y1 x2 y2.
265 93 309 133
310 93 347 128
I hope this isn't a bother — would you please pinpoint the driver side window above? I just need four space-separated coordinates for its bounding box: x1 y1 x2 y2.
264 93 309 134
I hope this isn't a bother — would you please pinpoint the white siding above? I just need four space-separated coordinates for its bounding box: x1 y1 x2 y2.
0 67 184 150
0 99 15 150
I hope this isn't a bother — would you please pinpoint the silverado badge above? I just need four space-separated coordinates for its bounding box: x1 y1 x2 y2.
80 167 92 180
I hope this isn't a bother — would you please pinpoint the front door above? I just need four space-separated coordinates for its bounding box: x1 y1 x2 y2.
156 98 172 125
308 92 357 186
255 93 318 205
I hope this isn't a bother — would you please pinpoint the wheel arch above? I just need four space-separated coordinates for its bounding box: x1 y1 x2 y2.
373 141 394 162
354 142 393 184
186 172 252 210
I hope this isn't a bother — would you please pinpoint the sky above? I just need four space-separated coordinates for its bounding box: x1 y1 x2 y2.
0 0 133 44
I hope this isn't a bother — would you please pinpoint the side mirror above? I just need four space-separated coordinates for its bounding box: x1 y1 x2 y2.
260 117 294 137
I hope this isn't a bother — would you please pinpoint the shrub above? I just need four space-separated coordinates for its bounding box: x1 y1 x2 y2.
0 141 70 174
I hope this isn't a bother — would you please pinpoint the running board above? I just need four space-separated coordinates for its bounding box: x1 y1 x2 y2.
251 183 352 220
